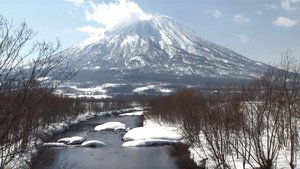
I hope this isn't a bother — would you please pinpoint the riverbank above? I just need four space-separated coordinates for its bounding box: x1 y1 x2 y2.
31 112 181 169
5 107 142 169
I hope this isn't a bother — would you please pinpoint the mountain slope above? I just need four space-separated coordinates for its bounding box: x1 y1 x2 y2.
63 15 268 79
57 15 271 97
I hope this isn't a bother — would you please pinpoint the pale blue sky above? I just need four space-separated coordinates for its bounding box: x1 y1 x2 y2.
1 0 299 64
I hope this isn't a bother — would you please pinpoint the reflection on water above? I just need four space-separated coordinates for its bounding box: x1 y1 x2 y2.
32 115 179 169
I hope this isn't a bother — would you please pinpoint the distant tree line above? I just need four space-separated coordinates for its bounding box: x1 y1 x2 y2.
149 53 300 169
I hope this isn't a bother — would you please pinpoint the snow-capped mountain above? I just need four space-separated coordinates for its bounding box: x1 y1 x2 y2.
63 15 267 79
58 15 269 96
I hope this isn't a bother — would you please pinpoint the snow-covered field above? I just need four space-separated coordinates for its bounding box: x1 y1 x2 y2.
122 116 300 169
55 82 174 99
187 135 300 169
55 83 126 99
132 83 173 94
136 120 300 169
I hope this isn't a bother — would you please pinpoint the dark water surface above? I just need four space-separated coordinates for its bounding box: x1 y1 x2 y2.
31 115 180 169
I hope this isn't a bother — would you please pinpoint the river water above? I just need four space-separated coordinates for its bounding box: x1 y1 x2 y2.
31 115 180 169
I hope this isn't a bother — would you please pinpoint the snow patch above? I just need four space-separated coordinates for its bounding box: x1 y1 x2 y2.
133 85 156 93
57 136 86 145
69 85 106 94
81 140 106 147
121 35 139 47
43 142 68 148
94 122 127 131
119 111 144 116
159 88 172 93
123 119 181 141
122 139 179 147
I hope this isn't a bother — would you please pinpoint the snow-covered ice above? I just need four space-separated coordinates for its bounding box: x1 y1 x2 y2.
119 111 144 116
57 137 71 144
94 121 127 131
43 142 68 148
58 136 86 145
122 139 179 147
67 136 86 145
81 140 106 147
123 119 181 141
122 118 182 147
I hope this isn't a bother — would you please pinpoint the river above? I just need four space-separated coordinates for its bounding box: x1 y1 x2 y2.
31 114 184 169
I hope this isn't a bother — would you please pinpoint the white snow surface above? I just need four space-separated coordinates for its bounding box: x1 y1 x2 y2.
123 117 300 168
133 85 156 93
94 121 127 131
132 83 173 94
55 83 127 99
43 142 68 148
119 111 144 116
140 118 300 169
58 136 86 145
189 144 300 169
81 140 106 147
122 139 179 147
60 15 268 79
122 118 182 147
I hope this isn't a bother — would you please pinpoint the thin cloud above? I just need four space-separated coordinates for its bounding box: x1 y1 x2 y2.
205 9 223 18
281 0 300 11
76 26 105 35
255 10 263 15
239 34 249 43
273 16 298 27
233 14 250 23
65 0 85 6
265 4 279 10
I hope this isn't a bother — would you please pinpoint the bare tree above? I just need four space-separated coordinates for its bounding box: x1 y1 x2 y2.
276 51 300 169
0 15 73 168
226 52 300 169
